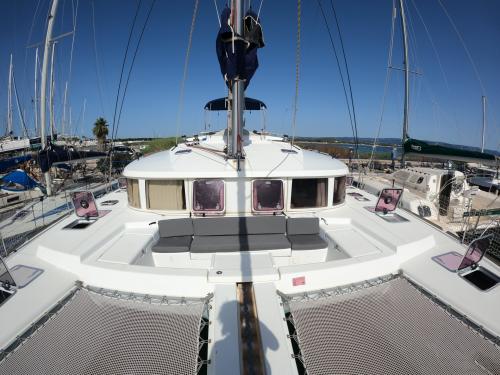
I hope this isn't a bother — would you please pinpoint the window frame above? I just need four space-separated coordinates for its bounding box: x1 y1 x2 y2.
289 178 328 209
192 179 225 215
252 179 284 213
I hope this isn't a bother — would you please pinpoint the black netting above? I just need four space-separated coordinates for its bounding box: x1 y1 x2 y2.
0 288 207 375
285 277 500 375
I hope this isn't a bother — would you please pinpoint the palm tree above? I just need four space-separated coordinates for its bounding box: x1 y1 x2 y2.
92 117 109 150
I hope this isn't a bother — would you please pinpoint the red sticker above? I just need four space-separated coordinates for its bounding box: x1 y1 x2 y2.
293 276 305 286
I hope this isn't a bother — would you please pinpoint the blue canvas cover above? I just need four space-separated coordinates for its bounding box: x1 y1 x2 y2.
0 155 32 174
216 7 264 89
0 169 39 192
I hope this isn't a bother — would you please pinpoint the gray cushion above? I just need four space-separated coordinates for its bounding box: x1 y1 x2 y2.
288 234 328 250
152 236 192 253
193 216 286 236
287 217 320 235
158 219 193 238
190 234 290 253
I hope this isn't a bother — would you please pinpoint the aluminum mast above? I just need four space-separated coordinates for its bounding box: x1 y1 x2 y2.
40 0 59 196
34 48 39 135
7 54 13 136
481 96 486 153
399 0 410 167
230 0 244 159
49 42 56 139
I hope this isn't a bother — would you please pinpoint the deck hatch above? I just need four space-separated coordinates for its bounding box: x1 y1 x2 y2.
281 275 500 375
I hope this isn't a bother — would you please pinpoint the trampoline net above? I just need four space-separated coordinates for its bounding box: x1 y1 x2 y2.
0 287 208 375
284 276 500 375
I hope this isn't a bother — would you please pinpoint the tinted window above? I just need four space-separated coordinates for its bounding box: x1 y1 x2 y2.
253 180 284 212
291 178 328 208
333 176 346 205
193 180 224 213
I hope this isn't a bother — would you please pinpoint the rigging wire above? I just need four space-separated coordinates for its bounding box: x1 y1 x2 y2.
368 0 396 171
175 0 200 145
329 0 360 161
114 0 156 141
109 0 156 181
290 0 301 146
23 0 42 109
437 0 500 151
409 0 462 139
109 0 143 149
12 75 30 137
91 0 106 116
437 0 485 95
213 0 222 27
315 0 355 156
257 0 264 19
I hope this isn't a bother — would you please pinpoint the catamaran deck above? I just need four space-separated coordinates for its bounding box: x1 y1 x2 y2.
1 183 500 374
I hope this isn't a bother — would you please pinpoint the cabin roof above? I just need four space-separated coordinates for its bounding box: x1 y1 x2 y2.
124 131 348 179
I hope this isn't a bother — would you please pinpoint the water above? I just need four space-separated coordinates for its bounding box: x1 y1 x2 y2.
303 142 402 157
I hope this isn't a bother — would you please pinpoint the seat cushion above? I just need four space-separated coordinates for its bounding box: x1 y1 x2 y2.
288 234 328 250
193 216 286 236
287 217 320 235
158 219 193 238
190 234 290 253
152 236 192 253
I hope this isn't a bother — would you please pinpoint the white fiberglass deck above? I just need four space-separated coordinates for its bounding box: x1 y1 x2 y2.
1 184 500 374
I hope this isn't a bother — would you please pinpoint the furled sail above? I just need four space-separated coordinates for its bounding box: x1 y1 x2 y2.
403 138 498 165
216 7 264 89
38 145 107 173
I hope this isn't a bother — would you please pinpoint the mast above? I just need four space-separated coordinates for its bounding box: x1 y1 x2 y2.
399 0 410 167
49 42 56 139
40 0 59 196
34 48 39 136
230 0 245 159
62 81 68 138
481 95 486 153
7 54 13 136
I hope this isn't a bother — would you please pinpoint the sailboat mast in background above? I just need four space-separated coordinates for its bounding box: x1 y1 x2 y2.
40 0 59 196
7 54 13 136
34 48 39 136
481 96 486 153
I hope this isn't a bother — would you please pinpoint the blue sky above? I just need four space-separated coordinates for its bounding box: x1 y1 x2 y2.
0 0 499 151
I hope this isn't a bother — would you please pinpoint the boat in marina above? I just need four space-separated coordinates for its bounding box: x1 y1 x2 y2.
1 1 500 374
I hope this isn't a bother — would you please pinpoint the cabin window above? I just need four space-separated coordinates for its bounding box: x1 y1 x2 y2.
147 180 186 210
126 179 140 208
291 178 327 208
333 176 346 205
193 179 225 214
253 180 284 212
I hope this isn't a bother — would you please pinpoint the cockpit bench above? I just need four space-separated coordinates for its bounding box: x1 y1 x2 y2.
151 216 327 257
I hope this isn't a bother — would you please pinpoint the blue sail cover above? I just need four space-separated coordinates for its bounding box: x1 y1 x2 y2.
0 155 32 174
0 169 39 192
216 8 264 89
